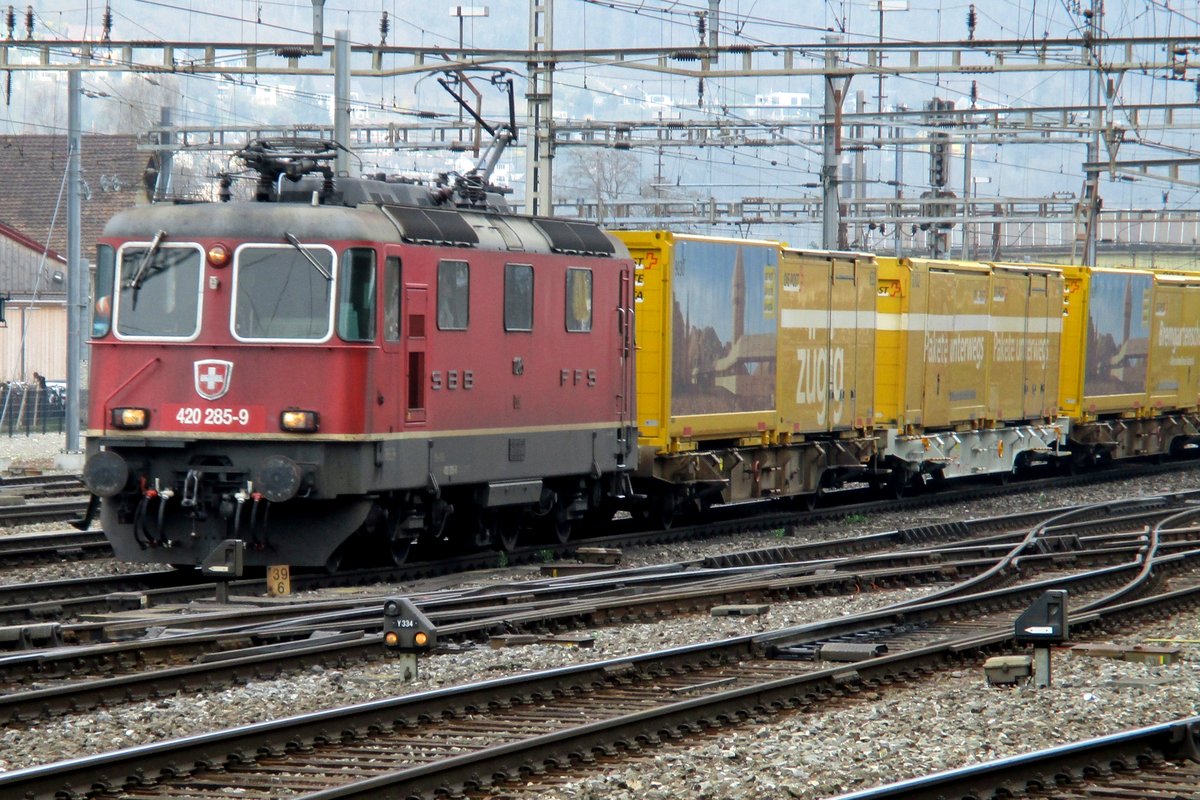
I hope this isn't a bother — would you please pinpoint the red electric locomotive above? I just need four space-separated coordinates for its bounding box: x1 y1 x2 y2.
81 139 636 569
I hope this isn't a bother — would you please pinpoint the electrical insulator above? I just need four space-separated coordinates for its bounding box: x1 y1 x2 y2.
970 81 977 105
5 5 15 39
379 10 389 45
697 11 706 41
967 4 976 40
24 3 32 39
929 139 947 188
102 3 112 41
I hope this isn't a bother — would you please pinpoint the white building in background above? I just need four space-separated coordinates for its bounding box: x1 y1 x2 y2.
752 92 811 120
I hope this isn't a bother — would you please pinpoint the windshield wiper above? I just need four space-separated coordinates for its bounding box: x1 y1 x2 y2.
284 232 332 280
126 229 167 309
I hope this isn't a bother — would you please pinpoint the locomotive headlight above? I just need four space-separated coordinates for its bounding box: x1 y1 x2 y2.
280 409 319 433
206 243 231 268
111 407 149 430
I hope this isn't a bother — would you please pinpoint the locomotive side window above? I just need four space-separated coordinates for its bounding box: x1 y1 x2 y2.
505 263 534 332
337 248 377 342
383 256 402 342
114 243 204 340
565 267 593 333
437 260 469 330
233 244 335 341
92 244 115 337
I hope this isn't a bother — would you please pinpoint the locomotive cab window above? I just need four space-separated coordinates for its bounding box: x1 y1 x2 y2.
505 263 534 332
337 248 377 342
233 243 335 341
437 260 469 330
114 242 204 340
93 244 115 337
565 267 593 333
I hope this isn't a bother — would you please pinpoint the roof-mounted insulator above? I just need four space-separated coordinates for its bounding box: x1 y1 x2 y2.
379 10 389 45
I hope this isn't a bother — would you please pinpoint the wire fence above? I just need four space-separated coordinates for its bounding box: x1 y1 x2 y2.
0 382 67 436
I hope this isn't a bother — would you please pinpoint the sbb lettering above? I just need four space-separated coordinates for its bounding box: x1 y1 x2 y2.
430 370 474 390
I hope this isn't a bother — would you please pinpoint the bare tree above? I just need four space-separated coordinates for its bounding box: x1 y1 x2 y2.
562 148 640 224
93 74 180 134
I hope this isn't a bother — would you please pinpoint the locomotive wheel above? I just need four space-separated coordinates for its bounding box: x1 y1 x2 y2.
497 519 520 552
550 509 572 545
638 492 675 530
389 537 414 565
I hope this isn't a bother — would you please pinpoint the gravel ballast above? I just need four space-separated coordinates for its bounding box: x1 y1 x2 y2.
1 436 1199 798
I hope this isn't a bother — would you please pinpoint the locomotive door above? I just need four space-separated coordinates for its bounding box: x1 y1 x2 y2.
379 251 428 426
378 254 405 432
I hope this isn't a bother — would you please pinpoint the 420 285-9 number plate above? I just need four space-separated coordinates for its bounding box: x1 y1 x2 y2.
163 404 266 432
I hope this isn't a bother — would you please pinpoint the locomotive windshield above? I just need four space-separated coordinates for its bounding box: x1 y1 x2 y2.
234 244 335 341
114 243 204 338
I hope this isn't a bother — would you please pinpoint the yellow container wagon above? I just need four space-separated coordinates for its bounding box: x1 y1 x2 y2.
614 231 876 516
1059 266 1200 462
873 256 1065 487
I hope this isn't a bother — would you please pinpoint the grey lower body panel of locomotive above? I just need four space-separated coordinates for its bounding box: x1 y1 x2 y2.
84 424 634 569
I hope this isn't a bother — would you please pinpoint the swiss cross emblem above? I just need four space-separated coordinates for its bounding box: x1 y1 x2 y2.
194 360 233 401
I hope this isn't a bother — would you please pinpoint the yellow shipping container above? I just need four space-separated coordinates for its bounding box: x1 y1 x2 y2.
777 249 876 435
1147 271 1200 415
1058 266 1154 418
615 230 783 452
875 257 1066 485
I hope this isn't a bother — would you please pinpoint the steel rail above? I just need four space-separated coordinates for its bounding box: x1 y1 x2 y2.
4 514 1200 798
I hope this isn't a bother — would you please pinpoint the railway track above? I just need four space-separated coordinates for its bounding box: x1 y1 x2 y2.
0 528 111 565
0 494 1192 722
830 716 1200 800
2 496 1199 798
0 458 1189 579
